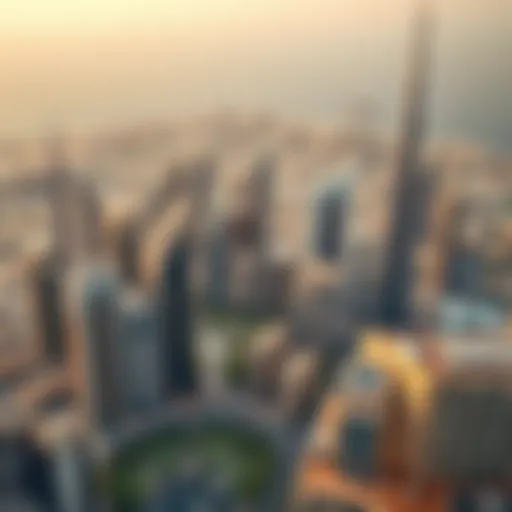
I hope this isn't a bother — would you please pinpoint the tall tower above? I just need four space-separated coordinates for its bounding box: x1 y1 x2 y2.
117 217 140 284
77 264 123 430
159 233 197 398
28 250 67 364
250 153 274 260
47 137 74 266
378 0 435 327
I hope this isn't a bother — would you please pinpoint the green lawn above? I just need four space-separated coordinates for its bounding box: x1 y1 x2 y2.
102 426 276 512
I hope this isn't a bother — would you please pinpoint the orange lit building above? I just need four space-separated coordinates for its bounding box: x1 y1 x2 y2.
292 330 512 511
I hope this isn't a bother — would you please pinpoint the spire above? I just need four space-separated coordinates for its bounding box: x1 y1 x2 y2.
398 0 434 171
377 0 436 327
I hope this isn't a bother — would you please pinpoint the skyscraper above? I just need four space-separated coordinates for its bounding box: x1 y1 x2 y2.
78 264 123 429
205 219 232 309
312 167 356 262
52 437 91 512
117 217 140 284
119 289 161 412
78 179 103 257
159 233 197 398
28 251 67 363
47 140 74 265
313 186 345 261
250 153 274 259
378 0 435 327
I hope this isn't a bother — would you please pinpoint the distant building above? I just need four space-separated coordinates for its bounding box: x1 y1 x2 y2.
47 145 74 265
159 233 197 397
312 185 344 261
226 153 274 255
116 217 140 284
249 324 289 398
250 153 275 259
118 289 161 412
310 160 359 262
205 219 232 309
26 250 67 363
78 179 103 257
443 201 484 297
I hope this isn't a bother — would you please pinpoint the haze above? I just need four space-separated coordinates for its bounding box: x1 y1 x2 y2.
1 0 511 152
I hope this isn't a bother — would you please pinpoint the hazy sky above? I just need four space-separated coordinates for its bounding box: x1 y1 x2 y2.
1 0 511 151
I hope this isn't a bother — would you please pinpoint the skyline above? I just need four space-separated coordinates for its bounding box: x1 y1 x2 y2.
1 0 511 154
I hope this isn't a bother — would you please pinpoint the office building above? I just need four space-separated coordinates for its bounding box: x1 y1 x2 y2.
159 233 197 397
119 289 161 412
52 437 90 512
312 176 353 261
47 141 74 265
205 218 232 309
78 179 103 257
117 217 140 284
250 153 275 258
0 428 56 511
310 156 364 263
26 250 67 363
70 263 123 430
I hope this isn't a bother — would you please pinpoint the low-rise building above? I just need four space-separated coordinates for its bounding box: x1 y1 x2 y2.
292 330 512 511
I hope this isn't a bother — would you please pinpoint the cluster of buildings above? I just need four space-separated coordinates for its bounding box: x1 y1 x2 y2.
290 2 511 511
0 1 510 511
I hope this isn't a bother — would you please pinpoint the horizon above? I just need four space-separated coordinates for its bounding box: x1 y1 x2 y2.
1 0 510 153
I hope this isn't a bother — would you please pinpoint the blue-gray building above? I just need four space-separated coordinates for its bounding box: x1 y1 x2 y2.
29 251 67 363
80 264 122 429
159 233 197 398
119 290 161 413
311 175 352 262
205 219 232 309
438 295 507 335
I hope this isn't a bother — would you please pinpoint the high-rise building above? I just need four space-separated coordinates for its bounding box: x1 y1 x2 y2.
159 233 197 397
250 153 274 259
312 184 346 261
78 179 103 257
47 141 74 265
378 0 435 327
443 201 483 297
27 251 67 363
117 217 140 284
72 264 123 430
52 437 90 512
205 219 232 309
119 289 161 412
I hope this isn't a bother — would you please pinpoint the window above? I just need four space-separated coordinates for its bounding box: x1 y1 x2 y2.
342 365 383 393
339 417 379 479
